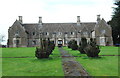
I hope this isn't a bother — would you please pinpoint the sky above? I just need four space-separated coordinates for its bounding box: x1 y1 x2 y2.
0 0 116 45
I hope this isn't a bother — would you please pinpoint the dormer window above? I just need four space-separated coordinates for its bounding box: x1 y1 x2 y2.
83 32 88 37
45 32 49 35
70 32 75 35
58 32 62 35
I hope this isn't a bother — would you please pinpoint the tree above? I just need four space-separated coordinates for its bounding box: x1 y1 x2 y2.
108 1 120 45
0 34 5 46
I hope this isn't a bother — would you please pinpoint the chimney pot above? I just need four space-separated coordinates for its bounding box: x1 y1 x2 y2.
97 14 101 22
39 17 42 24
77 16 81 26
18 16 23 23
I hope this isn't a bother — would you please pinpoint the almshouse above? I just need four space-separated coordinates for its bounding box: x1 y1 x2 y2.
8 15 113 47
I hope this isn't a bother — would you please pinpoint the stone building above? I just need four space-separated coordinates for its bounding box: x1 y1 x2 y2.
8 15 113 47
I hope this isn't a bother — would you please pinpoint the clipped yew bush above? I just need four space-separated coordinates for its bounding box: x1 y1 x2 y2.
68 40 72 48
84 38 100 57
35 47 50 58
78 37 87 54
70 40 78 50
35 38 55 59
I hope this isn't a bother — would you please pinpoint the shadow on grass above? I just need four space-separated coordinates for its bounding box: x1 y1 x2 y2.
31 56 61 62
81 56 105 60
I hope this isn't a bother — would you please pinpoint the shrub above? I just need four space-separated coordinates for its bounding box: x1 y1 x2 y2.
48 40 55 54
68 40 72 48
35 47 50 58
84 38 100 57
78 37 87 54
35 38 55 59
70 40 78 50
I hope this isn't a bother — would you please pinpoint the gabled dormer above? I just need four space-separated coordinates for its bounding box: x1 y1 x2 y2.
81 26 89 38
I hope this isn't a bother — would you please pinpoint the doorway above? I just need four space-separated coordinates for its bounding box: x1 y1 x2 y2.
58 40 63 47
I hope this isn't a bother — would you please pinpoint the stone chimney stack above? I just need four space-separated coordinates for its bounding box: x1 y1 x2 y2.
18 16 23 23
77 16 81 26
97 15 101 22
38 17 42 25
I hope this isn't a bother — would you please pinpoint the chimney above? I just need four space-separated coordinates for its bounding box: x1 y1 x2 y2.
97 15 101 22
77 16 81 26
38 17 42 25
18 16 23 23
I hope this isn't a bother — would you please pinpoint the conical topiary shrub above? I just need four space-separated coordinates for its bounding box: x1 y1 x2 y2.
68 40 72 48
35 38 55 59
84 38 100 57
70 40 78 50
78 37 87 54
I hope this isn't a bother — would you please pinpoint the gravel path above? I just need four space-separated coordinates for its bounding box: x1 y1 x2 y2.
59 48 91 77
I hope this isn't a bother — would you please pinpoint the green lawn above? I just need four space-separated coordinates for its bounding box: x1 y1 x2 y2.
2 47 64 76
0 48 2 77
63 46 119 76
1 46 119 76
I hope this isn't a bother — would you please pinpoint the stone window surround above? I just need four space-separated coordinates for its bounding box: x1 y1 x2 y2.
99 37 106 46
15 30 19 36
43 32 49 36
32 40 36 45
101 30 106 34
33 32 36 35
83 31 88 37
58 32 62 35
70 32 75 35
13 38 21 47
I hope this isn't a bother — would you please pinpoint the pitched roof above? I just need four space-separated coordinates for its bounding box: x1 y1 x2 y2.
22 23 39 33
22 22 96 33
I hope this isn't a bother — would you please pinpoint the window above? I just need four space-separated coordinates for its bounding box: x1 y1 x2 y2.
33 32 35 35
65 34 67 37
100 37 106 46
101 30 106 34
92 31 95 38
32 41 36 45
52 32 56 37
58 40 62 44
70 32 74 35
58 32 62 35
52 34 55 37
14 39 20 45
65 40 68 44
83 32 88 37
16 40 19 45
15 30 19 36
45 32 49 35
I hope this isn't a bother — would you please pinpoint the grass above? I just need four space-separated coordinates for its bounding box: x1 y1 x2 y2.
76 56 118 76
1 46 119 76
0 48 2 77
2 47 64 76
63 46 119 76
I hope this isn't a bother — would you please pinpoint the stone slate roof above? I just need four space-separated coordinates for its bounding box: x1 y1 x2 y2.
23 23 39 33
22 22 96 33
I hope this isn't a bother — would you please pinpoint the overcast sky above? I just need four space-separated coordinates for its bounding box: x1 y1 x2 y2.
0 0 115 45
